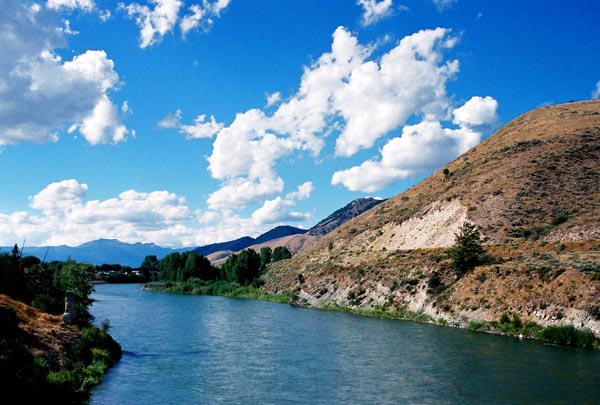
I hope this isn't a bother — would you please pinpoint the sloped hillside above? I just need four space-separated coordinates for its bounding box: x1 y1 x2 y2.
0 294 121 401
263 100 600 337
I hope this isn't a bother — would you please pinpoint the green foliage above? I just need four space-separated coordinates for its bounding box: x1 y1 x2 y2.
76 326 122 365
540 325 598 348
427 271 444 293
140 255 159 280
447 222 487 273
551 213 569 226
259 247 272 270
54 261 96 325
156 251 217 283
220 249 261 285
271 246 291 262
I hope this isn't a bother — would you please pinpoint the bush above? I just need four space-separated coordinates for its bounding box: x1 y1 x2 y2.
540 325 598 348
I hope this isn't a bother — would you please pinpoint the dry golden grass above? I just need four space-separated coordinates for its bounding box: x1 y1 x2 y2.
262 100 600 333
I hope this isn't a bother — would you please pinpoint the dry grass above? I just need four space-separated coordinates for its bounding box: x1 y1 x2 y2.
262 100 600 334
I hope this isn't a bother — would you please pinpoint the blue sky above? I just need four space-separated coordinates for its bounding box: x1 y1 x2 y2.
1 0 599 248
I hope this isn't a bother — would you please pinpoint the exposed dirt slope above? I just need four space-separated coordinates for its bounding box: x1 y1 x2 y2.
0 294 80 368
262 100 600 335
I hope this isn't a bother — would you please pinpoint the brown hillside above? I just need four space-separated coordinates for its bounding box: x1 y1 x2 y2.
0 294 80 366
262 100 600 337
313 99 600 253
208 234 316 266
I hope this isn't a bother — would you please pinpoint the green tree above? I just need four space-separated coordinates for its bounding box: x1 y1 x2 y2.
271 246 291 262
54 261 96 325
447 222 486 273
140 255 159 281
259 247 272 270
158 252 183 281
236 249 261 285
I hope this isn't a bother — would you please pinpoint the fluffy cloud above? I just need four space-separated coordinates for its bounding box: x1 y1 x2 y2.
252 197 311 225
1 179 196 247
30 179 88 213
180 0 231 36
252 182 314 225
119 0 182 48
207 177 285 211
333 27 458 156
331 97 497 192
0 179 310 247
198 27 461 210
357 0 394 27
120 0 231 48
266 92 281 107
286 182 314 200
46 0 95 11
592 81 600 99
0 1 128 146
157 110 223 138
452 95 498 131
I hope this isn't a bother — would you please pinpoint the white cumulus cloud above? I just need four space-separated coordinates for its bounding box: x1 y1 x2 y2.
185 26 494 211
180 0 230 36
252 197 311 225
46 0 95 11
120 0 231 48
0 1 128 146
452 95 498 131
180 114 223 139
119 0 182 48
1 179 200 247
286 182 314 200
331 97 497 192
357 0 394 27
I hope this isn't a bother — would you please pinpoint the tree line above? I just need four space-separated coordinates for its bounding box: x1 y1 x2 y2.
0 244 96 324
142 245 292 287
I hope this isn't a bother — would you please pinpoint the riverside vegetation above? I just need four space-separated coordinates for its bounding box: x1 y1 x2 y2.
142 246 296 304
0 245 121 403
142 223 599 349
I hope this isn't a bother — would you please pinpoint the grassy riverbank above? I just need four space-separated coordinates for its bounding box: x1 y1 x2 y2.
143 279 599 349
143 279 294 304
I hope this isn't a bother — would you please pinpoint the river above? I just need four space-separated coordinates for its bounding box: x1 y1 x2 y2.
89 283 600 404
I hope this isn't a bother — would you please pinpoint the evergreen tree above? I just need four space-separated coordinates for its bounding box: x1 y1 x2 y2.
447 222 486 273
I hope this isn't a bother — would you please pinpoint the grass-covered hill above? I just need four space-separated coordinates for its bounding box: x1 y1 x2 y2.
263 100 600 342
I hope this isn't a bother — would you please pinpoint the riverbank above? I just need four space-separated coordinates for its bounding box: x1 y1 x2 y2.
0 294 122 403
142 280 599 349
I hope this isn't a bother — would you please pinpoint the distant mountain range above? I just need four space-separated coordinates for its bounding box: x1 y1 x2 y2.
193 226 307 256
307 197 385 236
2 199 382 267
0 239 183 268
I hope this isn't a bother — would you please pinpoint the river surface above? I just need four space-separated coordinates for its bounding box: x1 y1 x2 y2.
89 283 600 404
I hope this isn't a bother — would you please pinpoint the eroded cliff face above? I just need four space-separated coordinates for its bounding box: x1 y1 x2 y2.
262 100 600 336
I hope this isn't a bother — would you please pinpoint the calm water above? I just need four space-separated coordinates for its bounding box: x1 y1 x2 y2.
89 283 600 404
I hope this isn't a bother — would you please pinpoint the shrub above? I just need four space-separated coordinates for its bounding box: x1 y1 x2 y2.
540 325 598 348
